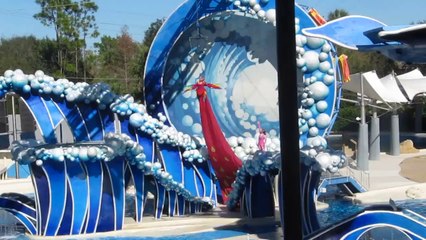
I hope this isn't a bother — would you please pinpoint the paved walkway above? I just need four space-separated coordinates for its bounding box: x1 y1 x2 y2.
346 150 426 204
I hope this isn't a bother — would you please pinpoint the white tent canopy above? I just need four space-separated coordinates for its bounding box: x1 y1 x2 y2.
396 69 426 101
344 71 408 103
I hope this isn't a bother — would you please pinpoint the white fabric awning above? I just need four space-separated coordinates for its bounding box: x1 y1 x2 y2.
396 69 426 100
344 71 408 103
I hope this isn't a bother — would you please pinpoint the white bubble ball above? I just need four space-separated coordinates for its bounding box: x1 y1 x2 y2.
323 75 334 85
316 152 332 171
249 0 257 6
303 51 320 72
319 52 329 61
309 127 319 137
308 118 316 127
322 43 332 53
306 37 325 49
308 82 329 100
296 57 306 68
253 4 261 12
265 9 276 22
257 10 265 18
316 101 328 112
36 159 43 166
316 113 331 129
319 61 331 73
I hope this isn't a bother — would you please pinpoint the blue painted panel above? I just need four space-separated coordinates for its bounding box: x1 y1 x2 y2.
4 209 36 235
30 163 49 235
119 118 136 141
99 109 116 136
55 101 90 141
56 181 72 235
23 95 56 143
158 144 183 183
77 103 104 141
168 191 177 217
83 161 103 234
42 161 66 236
96 162 115 233
177 195 185 216
136 132 155 163
42 98 64 128
0 197 36 220
182 161 198 197
249 175 274 218
155 181 166 219
105 158 126 230
191 163 204 198
194 162 213 198
129 165 144 222
66 160 88 234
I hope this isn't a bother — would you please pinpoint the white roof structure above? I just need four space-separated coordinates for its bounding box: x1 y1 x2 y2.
344 71 408 103
395 69 426 101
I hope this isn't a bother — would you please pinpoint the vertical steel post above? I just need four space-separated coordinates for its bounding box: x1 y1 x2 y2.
275 1 303 239
11 95 19 179
357 74 369 171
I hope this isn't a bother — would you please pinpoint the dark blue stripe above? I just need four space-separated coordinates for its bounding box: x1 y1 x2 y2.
155 181 166 219
83 161 103 234
105 158 126 230
96 162 115 233
42 161 66 236
4 209 36 235
182 161 198 197
168 191 177 216
77 103 104 141
129 165 144 222
136 132 155 163
66 160 88 234
158 145 183 183
42 98 64 127
0 197 35 219
99 109 116 136
30 163 49 235
55 101 90 141
56 181 72 235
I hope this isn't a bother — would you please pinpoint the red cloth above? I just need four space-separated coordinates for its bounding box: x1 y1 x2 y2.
191 79 242 203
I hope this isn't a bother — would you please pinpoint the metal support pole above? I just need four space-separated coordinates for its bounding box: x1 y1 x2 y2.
369 111 380 160
390 111 400 156
357 74 369 170
276 1 303 239
11 95 19 179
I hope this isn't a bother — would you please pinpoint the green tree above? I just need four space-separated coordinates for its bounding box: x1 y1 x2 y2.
34 0 98 79
134 18 165 99
0 36 44 72
327 9 349 21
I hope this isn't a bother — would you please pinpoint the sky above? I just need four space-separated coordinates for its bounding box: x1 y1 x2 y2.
1 0 426 49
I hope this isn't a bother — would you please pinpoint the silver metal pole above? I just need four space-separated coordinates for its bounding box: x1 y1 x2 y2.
357 74 369 170
369 111 380 160
390 111 400 156
11 95 19 179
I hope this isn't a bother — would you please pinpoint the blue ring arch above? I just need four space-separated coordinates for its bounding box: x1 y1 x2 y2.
144 1 339 143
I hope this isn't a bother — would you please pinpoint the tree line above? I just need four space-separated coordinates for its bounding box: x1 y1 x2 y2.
0 0 163 99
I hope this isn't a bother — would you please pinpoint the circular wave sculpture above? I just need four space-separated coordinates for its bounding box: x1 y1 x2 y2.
144 0 343 235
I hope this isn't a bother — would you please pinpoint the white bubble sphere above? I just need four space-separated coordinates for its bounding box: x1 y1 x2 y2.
306 37 325 49
316 113 331 129
265 9 276 22
308 82 329 101
303 51 320 72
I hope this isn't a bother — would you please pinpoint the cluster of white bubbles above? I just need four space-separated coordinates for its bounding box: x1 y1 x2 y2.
301 136 346 173
227 135 280 160
229 0 276 24
11 134 213 205
227 151 280 209
0 69 205 163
